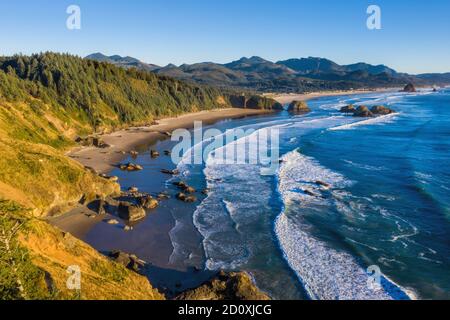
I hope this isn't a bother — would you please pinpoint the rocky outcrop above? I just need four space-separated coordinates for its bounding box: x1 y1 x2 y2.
287 100 310 113
161 169 179 175
340 104 395 117
340 105 356 114
315 180 331 188
173 181 195 193
402 83 416 92
118 202 146 221
75 136 110 148
138 195 159 209
109 250 146 272
176 192 197 203
119 163 143 171
150 150 160 158
175 271 270 300
353 105 373 117
227 94 283 110
370 105 395 115
228 95 247 108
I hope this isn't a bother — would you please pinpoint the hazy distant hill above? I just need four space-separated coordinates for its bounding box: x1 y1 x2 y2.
276 57 346 75
86 53 450 92
416 72 450 83
86 53 161 72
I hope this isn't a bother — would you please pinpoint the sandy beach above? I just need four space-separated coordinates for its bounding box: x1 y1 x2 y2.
67 108 272 174
50 107 276 294
268 88 399 104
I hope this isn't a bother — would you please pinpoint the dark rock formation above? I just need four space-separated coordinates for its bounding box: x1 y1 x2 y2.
161 169 179 175
228 95 247 108
173 181 188 189
175 271 270 300
370 105 395 115
341 104 395 117
353 105 373 117
99 173 119 182
129 150 139 158
246 95 283 110
119 163 143 171
138 195 159 209
75 136 110 148
287 100 311 113
315 180 331 188
150 150 160 158
228 94 283 110
157 192 170 200
340 105 356 114
118 202 146 221
184 186 196 194
403 83 416 92
303 189 317 197
89 199 107 215
109 250 145 272
128 186 139 193
176 193 197 203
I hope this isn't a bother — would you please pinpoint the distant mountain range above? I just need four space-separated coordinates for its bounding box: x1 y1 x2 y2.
86 53 160 72
86 53 450 93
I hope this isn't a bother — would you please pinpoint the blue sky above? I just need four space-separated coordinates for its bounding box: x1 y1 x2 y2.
1 0 449 74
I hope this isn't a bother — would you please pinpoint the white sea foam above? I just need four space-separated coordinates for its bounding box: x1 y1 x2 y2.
275 150 413 300
343 159 387 172
328 113 399 131
192 126 277 270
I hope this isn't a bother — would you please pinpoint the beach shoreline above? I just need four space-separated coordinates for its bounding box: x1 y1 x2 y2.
51 107 278 295
67 107 273 174
268 88 400 104
54 107 274 252
57 88 397 242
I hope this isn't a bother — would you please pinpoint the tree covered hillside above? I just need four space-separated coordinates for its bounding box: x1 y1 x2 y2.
0 53 229 134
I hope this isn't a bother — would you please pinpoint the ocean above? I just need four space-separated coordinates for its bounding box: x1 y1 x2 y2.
88 88 450 300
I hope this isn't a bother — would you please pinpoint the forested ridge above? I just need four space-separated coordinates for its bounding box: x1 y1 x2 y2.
0 52 231 134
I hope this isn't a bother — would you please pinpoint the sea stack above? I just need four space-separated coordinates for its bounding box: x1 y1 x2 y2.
402 83 416 92
287 100 311 113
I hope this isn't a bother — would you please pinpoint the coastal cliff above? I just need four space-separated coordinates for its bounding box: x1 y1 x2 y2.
0 53 271 300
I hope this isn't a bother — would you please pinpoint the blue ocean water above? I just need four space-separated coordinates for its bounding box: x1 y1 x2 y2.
171 88 450 300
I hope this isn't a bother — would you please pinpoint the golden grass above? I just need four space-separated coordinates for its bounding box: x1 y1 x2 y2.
20 220 165 300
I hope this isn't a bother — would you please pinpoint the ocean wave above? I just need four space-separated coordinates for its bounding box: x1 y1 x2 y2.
193 133 275 270
372 194 396 201
343 159 387 172
275 150 413 300
169 114 349 270
328 113 399 131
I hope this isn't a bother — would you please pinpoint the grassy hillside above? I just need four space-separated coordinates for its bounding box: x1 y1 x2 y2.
0 201 164 300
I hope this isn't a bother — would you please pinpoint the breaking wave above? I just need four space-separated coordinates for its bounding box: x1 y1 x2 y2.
274 150 413 300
